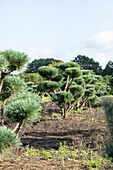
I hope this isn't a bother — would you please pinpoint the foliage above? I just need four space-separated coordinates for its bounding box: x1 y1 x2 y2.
0 76 26 126
101 97 113 138
0 50 28 95
0 55 9 71
37 61 111 117
5 92 43 134
5 92 43 124
70 85 84 100
58 62 80 70
48 61 63 67
38 66 58 80
53 91 74 106
37 81 59 93
25 58 62 73
0 76 26 101
25 142 105 169
19 73 43 85
37 62 83 118
73 55 102 75
0 126 21 154
0 50 28 73
102 61 113 76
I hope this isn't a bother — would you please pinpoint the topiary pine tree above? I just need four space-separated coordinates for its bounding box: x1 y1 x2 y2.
0 76 26 126
78 71 110 109
0 50 28 94
5 92 43 134
37 62 84 119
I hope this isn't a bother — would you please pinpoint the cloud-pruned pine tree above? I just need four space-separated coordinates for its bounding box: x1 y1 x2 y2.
37 62 84 119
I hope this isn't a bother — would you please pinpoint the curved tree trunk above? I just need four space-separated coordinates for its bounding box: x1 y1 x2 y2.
12 120 24 134
1 98 7 126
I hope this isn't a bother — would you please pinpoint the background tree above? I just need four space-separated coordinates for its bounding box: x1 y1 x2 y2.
0 50 28 93
25 58 63 73
72 55 103 75
19 73 43 85
102 61 113 76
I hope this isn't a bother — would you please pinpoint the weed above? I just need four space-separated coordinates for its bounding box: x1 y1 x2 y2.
41 150 54 159
52 113 62 120
25 146 40 157
85 150 102 169
42 97 51 102
100 120 105 123
16 156 21 161
89 117 98 123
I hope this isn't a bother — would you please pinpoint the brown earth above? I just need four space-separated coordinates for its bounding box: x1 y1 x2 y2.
0 101 113 169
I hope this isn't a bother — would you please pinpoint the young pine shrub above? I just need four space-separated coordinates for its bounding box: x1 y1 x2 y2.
0 126 21 157
5 92 43 134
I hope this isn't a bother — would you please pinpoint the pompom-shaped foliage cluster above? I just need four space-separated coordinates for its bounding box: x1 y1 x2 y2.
74 77 84 85
0 76 25 100
81 70 93 75
85 84 95 90
0 127 21 154
89 95 99 104
0 50 28 71
38 66 58 80
85 88 95 97
58 62 79 70
65 68 82 78
37 81 59 92
53 91 74 105
5 93 43 124
70 85 84 100
82 75 92 84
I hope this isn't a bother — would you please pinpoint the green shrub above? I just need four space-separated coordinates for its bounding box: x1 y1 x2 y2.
102 97 113 138
0 127 21 154
102 97 113 157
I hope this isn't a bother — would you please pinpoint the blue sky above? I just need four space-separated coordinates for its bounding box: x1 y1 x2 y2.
0 0 113 68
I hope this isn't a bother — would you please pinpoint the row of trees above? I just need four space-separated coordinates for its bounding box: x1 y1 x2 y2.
37 62 111 119
25 55 113 76
0 49 112 156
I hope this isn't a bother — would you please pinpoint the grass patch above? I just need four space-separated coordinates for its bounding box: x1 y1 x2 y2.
42 96 51 102
24 142 112 169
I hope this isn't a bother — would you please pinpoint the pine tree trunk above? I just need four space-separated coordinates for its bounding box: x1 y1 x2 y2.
12 120 24 134
1 99 7 126
76 101 80 111
63 104 67 119
0 73 6 94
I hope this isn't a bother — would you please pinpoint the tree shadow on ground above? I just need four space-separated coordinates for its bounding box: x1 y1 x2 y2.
21 129 105 150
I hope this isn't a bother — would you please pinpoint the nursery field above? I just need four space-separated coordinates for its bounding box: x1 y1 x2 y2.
0 100 113 170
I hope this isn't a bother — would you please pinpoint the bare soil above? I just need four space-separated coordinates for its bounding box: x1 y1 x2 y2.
0 101 113 169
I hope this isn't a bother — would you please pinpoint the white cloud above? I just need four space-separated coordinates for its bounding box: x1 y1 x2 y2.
84 31 113 68
27 47 55 61
87 31 113 52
